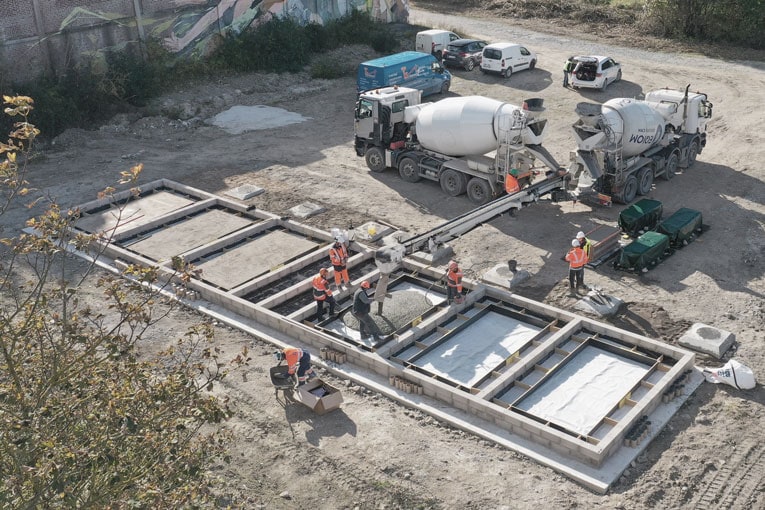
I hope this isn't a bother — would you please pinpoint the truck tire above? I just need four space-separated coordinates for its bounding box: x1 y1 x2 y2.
365 147 386 173
398 157 421 183
440 169 467 196
529 60 536 70
465 59 475 71
616 69 622 82
616 175 638 204
688 139 700 166
466 177 492 205
503 67 513 79
663 151 679 180
637 166 654 195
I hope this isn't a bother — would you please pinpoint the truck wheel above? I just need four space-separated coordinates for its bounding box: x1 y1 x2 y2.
529 60 537 70
365 147 386 173
466 178 491 205
398 157 421 183
503 67 513 79
440 169 467 196
616 175 638 204
616 69 622 82
637 167 654 195
688 139 700 166
663 151 679 180
465 59 475 71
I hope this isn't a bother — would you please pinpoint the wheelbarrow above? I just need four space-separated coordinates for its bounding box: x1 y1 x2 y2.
269 365 297 401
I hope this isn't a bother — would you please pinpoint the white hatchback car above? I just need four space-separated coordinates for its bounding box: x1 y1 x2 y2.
570 56 622 90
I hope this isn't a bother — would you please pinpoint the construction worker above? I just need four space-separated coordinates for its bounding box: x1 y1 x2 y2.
445 260 464 305
505 169 521 194
565 239 589 293
274 346 315 386
312 268 336 321
576 231 592 260
563 56 575 88
353 280 380 342
328 238 350 289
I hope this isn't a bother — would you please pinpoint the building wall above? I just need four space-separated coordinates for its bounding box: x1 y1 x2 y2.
0 0 410 84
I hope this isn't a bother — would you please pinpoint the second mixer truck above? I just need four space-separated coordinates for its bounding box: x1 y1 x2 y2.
354 86 567 205
569 85 713 204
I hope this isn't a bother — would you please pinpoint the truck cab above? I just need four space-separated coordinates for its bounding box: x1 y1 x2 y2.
354 87 422 172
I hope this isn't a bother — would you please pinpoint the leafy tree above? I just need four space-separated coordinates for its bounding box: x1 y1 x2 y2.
0 96 244 508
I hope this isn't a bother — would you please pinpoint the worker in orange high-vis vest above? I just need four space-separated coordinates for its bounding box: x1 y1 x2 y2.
274 346 315 386
328 239 350 288
565 238 589 293
312 268 336 321
445 260 464 305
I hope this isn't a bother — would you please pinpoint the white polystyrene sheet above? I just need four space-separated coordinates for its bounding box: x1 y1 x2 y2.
516 345 649 436
417 311 540 387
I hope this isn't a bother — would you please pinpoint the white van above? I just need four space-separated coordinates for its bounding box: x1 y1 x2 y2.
480 42 537 78
415 29 461 59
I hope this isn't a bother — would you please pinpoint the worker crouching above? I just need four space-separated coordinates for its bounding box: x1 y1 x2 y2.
274 346 315 387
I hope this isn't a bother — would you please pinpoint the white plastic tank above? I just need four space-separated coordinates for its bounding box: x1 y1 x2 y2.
414 96 524 156
600 98 666 157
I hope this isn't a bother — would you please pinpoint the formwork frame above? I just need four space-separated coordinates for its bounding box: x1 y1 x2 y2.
58 179 698 493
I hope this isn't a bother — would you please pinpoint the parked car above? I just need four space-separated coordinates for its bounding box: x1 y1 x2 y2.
415 29 461 60
570 55 622 91
479 42 537 78
442 39 488 71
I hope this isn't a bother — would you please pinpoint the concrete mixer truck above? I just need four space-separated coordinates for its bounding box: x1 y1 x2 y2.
354 86 567 205
569 85 713 204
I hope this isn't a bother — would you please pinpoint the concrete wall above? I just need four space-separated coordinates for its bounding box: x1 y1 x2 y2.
0 0 410 84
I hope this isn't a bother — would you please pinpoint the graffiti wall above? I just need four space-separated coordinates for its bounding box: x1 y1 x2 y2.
0 0 410 83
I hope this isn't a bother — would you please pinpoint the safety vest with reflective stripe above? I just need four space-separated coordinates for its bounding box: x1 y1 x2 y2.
447 268 463 292
329 244 348 266
579 238 592 259
312 275 332 300
283 347 303 375
566 247 587 269
505 175 520 194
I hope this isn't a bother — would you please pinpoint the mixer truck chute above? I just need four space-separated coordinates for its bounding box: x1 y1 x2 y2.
354 86 567 205
570 85 713 204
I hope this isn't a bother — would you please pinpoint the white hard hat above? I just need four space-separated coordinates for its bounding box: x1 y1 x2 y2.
572 239 580 247
576 231 585 238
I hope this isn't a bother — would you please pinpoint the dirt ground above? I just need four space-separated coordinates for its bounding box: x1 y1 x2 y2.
6 5 765 509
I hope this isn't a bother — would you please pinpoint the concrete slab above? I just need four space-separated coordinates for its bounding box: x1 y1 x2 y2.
482 263 531 289
225 184 265 200
678 323 735 359
409 243 453 266
75 191 194 234
351 221 394 243
289 202 326 219
124 209 254 262
574 288 623 317
196 230 318 289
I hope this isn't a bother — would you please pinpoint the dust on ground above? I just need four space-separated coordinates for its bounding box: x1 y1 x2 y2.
6 6 765 509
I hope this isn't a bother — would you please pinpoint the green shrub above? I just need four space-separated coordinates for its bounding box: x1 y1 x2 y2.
311 56 355 79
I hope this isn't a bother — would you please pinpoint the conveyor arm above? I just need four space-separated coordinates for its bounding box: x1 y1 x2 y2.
402 174 569 255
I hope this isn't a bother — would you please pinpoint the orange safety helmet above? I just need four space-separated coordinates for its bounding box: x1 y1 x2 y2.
361 280 371 289
319 267 329 277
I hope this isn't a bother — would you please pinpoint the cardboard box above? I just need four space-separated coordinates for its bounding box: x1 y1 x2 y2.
294 378 344 415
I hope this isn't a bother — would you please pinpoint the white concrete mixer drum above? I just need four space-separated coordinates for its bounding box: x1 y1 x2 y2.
414 96 524 156
600 98 666 158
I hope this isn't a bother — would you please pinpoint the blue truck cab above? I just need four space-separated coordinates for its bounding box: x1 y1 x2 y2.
357 51 451 97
